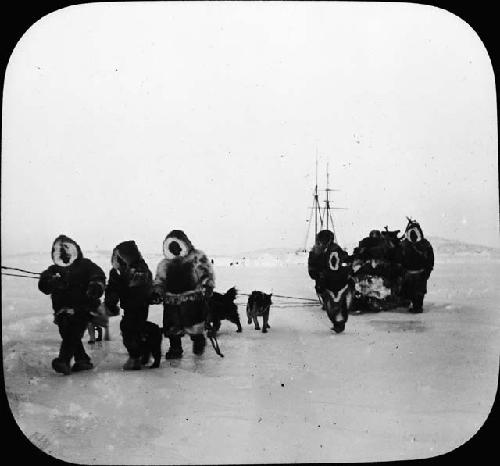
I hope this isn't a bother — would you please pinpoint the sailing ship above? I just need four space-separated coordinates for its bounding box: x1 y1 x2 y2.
301 156 346 252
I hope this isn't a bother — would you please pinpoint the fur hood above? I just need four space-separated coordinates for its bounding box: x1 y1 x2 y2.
111 240 144 271
162 230 194 260
311 230 335 253
51 234 82 267
153 230 215 295
404 221 425 243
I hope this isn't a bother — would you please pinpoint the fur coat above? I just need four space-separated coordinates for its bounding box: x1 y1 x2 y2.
38 235 106 314
152 230 215 302
401 223 434 277
104 240 153 312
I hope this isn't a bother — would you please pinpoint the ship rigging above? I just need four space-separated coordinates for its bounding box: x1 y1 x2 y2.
302 156 347 252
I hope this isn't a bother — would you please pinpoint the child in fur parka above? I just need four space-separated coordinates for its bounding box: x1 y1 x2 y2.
150 230 215 359
38 235 106 375
104 241 153 370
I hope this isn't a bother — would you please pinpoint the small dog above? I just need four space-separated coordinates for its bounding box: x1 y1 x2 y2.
206 287 241 334
87 303 111 344
246 291 273 333
139 321 163 368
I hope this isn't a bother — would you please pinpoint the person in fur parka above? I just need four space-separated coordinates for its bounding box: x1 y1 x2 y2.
150 230 215 359
308 230 351 308
104 240 153 370
38 234 106 375
308 230 336 285
400 220 434 313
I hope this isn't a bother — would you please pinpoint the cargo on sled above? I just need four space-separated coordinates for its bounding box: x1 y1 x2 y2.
351 259 404 312
350 228 406 312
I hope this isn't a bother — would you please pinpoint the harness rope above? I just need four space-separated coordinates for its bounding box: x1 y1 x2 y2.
2 266 41 279
3 265 323 348
238 292 318 302
1 272 40 279
2 267 319 303
2 266 41 275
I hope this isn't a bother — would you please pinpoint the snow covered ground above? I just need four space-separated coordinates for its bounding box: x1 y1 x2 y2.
2 249 499 463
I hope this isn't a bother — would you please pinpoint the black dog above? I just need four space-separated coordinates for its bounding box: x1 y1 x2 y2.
138 321 163 368
246 291 273 333
206 287 241 334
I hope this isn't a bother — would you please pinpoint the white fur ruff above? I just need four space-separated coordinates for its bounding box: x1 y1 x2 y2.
52 240 78 267
405 227 422 242
111 249 121 270
163 237 189 259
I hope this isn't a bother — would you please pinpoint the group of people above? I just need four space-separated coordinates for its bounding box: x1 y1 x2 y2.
38 230 214 375
38 220 433 375
308 218 434 314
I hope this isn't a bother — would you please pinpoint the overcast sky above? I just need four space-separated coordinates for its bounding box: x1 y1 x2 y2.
2 2 498 256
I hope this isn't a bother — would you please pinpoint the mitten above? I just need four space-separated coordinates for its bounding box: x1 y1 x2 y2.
49 273 68 291
128 269 147 287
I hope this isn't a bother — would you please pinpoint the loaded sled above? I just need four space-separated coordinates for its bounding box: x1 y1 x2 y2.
350 228 407 312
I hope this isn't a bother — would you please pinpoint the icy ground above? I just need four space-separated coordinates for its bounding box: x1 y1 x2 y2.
2 252 499 463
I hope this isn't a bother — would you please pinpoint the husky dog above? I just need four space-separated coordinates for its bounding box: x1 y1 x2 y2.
206 287 241 334
138 321 163 368
246 291 273 333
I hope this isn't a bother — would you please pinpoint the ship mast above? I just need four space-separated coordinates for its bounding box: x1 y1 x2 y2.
326 162 330 231
314 151 321 236
303 154 347 251
322 163 348 245
303 151 324 251
324 162 337 240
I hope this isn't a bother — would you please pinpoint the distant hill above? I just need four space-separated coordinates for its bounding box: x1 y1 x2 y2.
426 236 500 257
2 237 498 263
229 237 496 255
231 247 302 257
211 236 500 265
